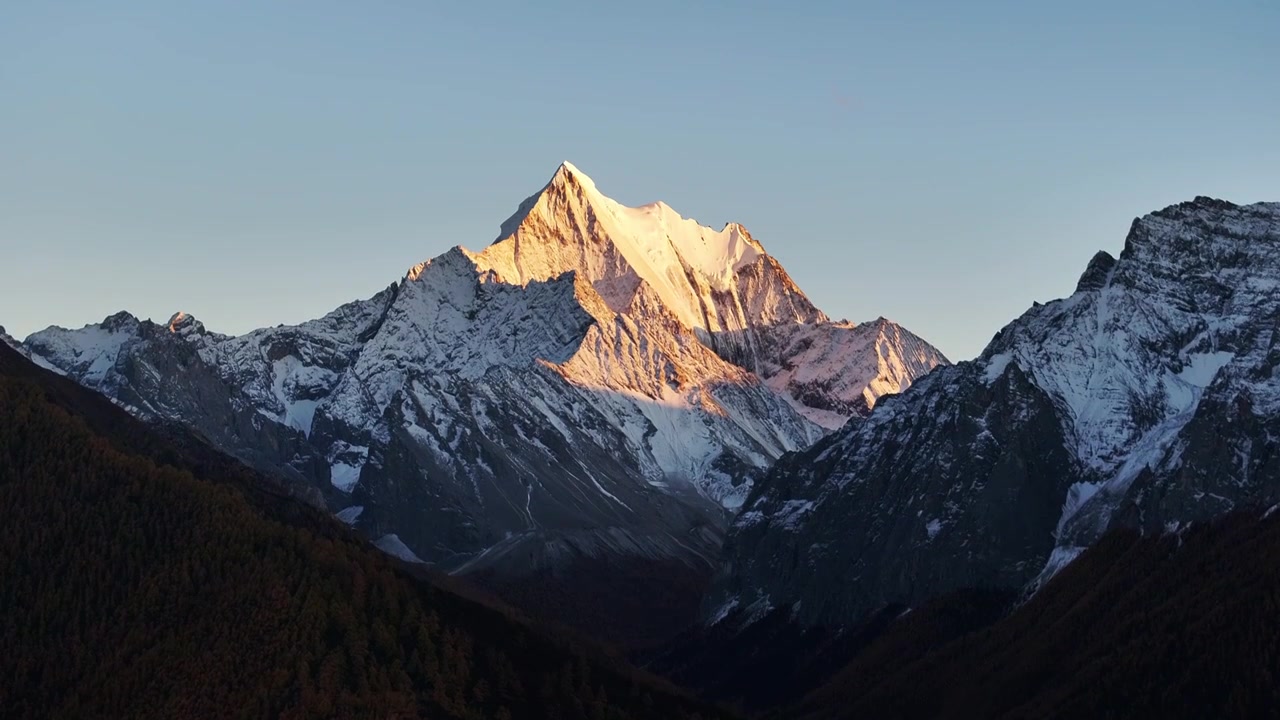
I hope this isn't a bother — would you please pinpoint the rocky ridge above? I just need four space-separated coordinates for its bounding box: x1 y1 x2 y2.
708 197 1280 628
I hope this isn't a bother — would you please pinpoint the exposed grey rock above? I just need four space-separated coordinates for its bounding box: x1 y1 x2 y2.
1074 251 1117 292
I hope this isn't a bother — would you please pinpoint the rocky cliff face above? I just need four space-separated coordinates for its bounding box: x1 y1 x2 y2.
708 197 1280 628
22 162 945 579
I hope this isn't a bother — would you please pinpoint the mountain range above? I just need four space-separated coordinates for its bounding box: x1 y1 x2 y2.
14 162 944 639
8 165 1280 718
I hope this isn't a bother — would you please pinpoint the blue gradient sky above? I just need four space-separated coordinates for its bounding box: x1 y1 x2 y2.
3 1 1277 360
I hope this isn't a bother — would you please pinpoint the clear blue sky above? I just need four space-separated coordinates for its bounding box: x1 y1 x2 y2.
2 1 1277 360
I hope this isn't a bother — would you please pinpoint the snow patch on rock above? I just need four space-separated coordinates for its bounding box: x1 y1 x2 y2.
376 534 426 564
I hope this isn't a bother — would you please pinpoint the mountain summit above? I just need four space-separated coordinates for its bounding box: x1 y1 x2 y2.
21 163 945 636
476 163 947 427
485 162 823 336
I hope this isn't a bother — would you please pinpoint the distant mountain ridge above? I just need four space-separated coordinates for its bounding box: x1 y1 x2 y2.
19 163 945 595
708 196 1280 629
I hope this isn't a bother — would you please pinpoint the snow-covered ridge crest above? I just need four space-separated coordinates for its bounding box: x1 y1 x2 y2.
988 197 1280 482
707 197 1280 630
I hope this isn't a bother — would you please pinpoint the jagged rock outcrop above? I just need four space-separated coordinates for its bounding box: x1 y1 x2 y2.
0 326 20 352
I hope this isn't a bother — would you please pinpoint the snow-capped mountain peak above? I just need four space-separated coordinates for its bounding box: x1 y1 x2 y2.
462 162 946 425
546 161 767 281
482 162 825 335
707 197 1280 630
553 159 594 190
20 162 946 583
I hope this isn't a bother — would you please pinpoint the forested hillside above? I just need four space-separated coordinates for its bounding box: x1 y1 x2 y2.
788 511 1280 719
0 344 728 720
